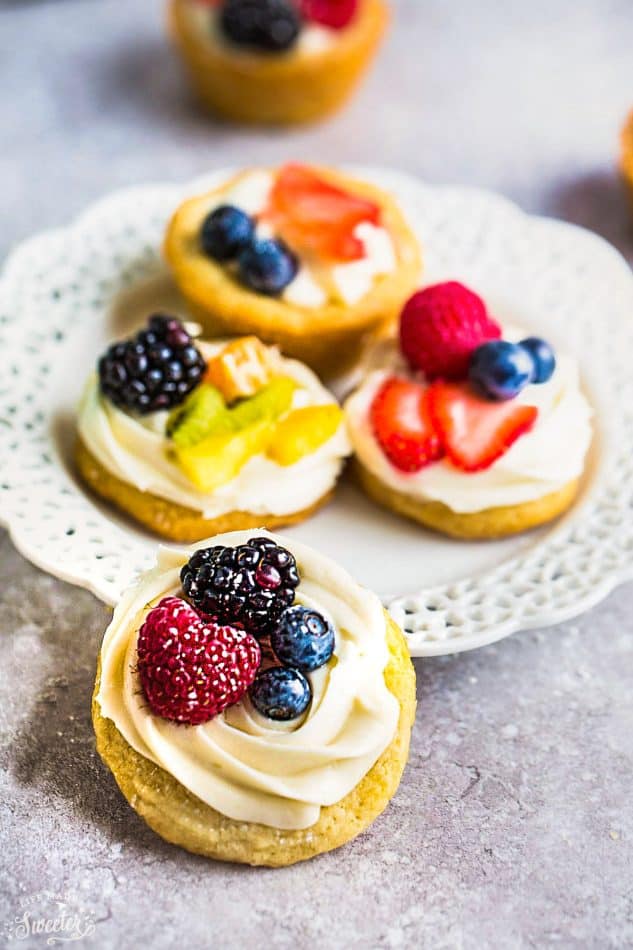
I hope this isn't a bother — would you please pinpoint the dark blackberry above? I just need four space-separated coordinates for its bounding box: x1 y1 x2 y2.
98 315 206 415
181 537 300 637
220 0 302 53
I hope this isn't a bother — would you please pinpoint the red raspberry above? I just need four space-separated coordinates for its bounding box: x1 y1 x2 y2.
298 0 359 29
137 596 261 725
400 281 501 380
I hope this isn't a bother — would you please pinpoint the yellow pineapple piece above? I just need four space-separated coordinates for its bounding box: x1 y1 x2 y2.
205 337 274 403
268 405 343 467
174 420 271 493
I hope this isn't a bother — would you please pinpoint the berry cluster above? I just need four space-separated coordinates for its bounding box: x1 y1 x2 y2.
217 0 359 54
98 315 206 415
201 204 298 296
137 539 336 724
372 282 556 474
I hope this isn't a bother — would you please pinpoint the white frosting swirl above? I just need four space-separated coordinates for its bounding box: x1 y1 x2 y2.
97 530 400 830
345 334 593 513
78 342 350 518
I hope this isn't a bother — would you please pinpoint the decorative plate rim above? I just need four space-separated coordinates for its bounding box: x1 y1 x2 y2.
1 166 633 656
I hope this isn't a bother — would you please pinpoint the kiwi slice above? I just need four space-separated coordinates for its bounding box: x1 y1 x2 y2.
167 384 229 449
230 376 296 428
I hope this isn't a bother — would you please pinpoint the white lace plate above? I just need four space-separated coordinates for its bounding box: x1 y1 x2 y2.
1 167 632 656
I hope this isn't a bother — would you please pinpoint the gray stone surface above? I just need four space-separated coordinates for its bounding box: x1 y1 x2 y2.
1 0 633 947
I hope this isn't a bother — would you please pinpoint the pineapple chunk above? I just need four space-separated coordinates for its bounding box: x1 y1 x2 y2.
206 337 275 403
268 405 343 467
175 421 271 493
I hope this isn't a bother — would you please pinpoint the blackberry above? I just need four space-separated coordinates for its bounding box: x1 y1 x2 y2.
181 537 300 637
220 0 302 53
98 315 207 415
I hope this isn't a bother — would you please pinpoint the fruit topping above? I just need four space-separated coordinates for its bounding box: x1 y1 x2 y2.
200 205 255 262
238 236 298 295
137 596 261 724
166 383 227 448
469 340 535 401
220 0 302 53
98 315 207 415
265 163 381 262
181 537 300 637
370 376 443 473
519 337 556 385
298 0 359 29
205 337 274 403
267 404 343 466
174 418 271 492
400 282 501 380
249 666 312 721
427 380 538 472
271 605 335 672
170 376 296 489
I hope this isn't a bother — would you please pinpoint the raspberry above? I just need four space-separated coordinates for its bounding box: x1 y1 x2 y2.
137 596 261 724
180 537 300 638
298 0 359 29
98 314 206 415
400 282 501 380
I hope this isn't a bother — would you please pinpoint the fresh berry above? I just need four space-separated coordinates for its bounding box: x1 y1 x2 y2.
469 340 535 401
137 596 261 724
220 0 302 52
98 315 206 415
370 376 443 473
271 605 335 672
249 666 311 721
200 205 255 262
298 0 359 29
180 537 300 637
519 337 556 385
238 237 298 296
428 380 538 472
400 282 501 380
265 163 380 261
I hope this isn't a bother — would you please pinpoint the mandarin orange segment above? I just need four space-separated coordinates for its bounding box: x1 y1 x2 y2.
264 163 381 262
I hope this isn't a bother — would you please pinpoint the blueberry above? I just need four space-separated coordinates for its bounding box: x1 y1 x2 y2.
249 667 311 721
469 340 535 401
238 237 298 296
271 605 335 673
519 337 556 384
220 0 302 53
200 205 255 262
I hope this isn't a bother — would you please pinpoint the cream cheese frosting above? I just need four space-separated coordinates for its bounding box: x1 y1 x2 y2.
345 333 593 513
204 169 397 308
96 529 400 830
77 342 350 518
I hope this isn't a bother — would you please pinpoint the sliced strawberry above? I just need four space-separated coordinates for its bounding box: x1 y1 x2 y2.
298 0 359 29
264 163 381 262
427 381 538 472
370 377 444 473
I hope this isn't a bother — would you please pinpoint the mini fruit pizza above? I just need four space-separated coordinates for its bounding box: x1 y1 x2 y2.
92 530 416 866
76 316 350 541
345 281 593 538
168 0 389 125
164 163 421 376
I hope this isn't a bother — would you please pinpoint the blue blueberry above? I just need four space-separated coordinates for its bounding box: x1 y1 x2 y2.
519 337 556 384
469 340 534 401
249 667 311 721
200 205 255 262
271 605 335 673
220 0 302 53
238 237 298 296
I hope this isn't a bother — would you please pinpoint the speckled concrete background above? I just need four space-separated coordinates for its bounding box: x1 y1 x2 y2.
1 1 633 947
